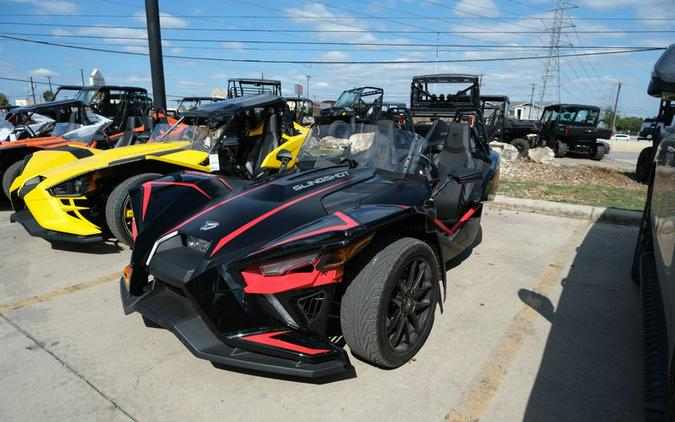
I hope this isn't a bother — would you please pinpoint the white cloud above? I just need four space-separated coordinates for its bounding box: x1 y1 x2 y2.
284 3 378 44
29 68 57 77
8 0 76 14
222 42 246 53
453 0 500 18
132 11 189 29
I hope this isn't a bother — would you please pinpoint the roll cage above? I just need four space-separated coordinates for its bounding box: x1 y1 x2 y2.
227 78 282 98
410 74 480 118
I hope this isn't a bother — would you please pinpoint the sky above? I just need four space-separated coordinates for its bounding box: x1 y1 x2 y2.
0 0 673 117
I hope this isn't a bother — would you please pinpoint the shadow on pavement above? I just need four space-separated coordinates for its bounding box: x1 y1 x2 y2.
521 213 643 421
49 240 125 255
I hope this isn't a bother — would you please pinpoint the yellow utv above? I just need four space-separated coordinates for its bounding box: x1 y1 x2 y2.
10 94 309 246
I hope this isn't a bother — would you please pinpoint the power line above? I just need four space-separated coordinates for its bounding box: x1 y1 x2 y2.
2 13 674 21
0 22 672 34
0 34 663 65
0 32 664 50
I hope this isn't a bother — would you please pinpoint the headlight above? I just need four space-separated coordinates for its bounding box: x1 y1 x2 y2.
185 235 211 253
18 176 44 198
49 175 93 197
259 252 318 276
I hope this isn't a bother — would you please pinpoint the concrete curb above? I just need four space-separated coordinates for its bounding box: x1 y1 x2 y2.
487 196 642 226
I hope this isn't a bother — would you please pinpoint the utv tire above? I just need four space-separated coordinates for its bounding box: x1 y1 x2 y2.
591 144 606 161
554 141 568 158
106 173 161 247
636 146 654 184
340 237 439 368
510 138 530 157
2 161 23 199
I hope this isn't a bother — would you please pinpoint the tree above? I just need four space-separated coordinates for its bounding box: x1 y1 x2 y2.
42 90 54 101
616 116 643 134
601 106 617 127
0 93 8 106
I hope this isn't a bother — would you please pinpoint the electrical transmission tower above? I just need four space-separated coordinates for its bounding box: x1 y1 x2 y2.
538 0 577 105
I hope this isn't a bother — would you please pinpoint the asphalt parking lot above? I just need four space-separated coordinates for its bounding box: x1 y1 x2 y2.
0 204 642 422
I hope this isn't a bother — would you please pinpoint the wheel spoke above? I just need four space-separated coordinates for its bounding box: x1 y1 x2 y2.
387 309 403 334
415 299 431 312
415 282 432 299
407 310 420 332
393 315 406 346
411 261 426 291
403 320 414 344
405 261 417 291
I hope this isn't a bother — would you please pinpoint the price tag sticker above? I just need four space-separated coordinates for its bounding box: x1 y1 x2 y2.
209 153 220 171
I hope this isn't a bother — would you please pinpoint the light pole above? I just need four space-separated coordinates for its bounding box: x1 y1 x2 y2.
305 75 311 99
145 0 167 110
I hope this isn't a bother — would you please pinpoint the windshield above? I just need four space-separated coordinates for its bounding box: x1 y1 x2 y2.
334 90 359 108
52 88 81 101
149 122 223 152
51 122 82 137
297 122 424 175
74 89 99 105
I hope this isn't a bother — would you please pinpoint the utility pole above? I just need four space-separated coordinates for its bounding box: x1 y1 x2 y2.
479 72 484 89
305 75 311 99
29 77 36 103
611 82 621 133
80 69 85 86
47 76 53 93
539 0 577 104
145 0 167 110
528 83 536 119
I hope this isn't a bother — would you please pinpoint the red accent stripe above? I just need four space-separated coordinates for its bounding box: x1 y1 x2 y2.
141 181 212 222
259 211 359 252
163 183 269 236
242 331 330 355
210 179 352 256
434 203 482 236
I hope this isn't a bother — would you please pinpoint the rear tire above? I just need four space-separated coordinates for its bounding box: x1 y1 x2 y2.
554 141 568 158
106 173 161 247
636 146 654 184
510 138 530 157
2 161 23 199
591 144 606 161
340 237 439 368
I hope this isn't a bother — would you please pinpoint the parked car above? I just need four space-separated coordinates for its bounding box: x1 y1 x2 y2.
632 42 675 420
120 113 500 379
611 133 631 141
9 95 308 246
539 104 612 160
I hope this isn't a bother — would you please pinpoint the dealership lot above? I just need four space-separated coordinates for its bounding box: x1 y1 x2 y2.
0 206 641 422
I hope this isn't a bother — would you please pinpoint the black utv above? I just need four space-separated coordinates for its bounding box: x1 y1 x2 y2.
227 78 282 98
539 104 612 160
315 87 384 126
480 95 541 156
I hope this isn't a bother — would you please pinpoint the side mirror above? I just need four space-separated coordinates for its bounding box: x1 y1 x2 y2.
276 148 293 170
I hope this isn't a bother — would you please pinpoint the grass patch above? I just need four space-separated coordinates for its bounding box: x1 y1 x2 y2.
499 180 646 211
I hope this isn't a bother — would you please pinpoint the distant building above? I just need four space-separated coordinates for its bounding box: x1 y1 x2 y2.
508 101 551 120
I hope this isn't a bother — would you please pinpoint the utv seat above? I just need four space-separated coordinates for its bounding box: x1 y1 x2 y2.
113 117 136 148
245 113 281 177
433 121 477 222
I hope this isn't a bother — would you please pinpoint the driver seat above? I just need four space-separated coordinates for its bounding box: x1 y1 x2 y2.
245 113 281 177
433 122 476 222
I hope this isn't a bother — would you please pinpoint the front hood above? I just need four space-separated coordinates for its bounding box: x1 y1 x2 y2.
177 167 363 260
34 141 189 188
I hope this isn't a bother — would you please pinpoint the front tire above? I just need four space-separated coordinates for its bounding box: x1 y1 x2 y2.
2 161 23 199
340 237 439 368
636 146 654 184
591 144 606 161
106 173 161 247
554 141 568 158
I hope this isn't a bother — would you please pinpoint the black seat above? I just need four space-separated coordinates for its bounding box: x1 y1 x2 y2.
245 113 280 177
114 117 136 148
433 122 475 222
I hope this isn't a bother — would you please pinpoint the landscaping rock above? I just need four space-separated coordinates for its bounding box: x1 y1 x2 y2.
490 141 519 162
528 147 555 164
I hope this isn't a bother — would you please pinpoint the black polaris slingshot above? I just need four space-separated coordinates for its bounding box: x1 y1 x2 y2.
121 113 500 379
